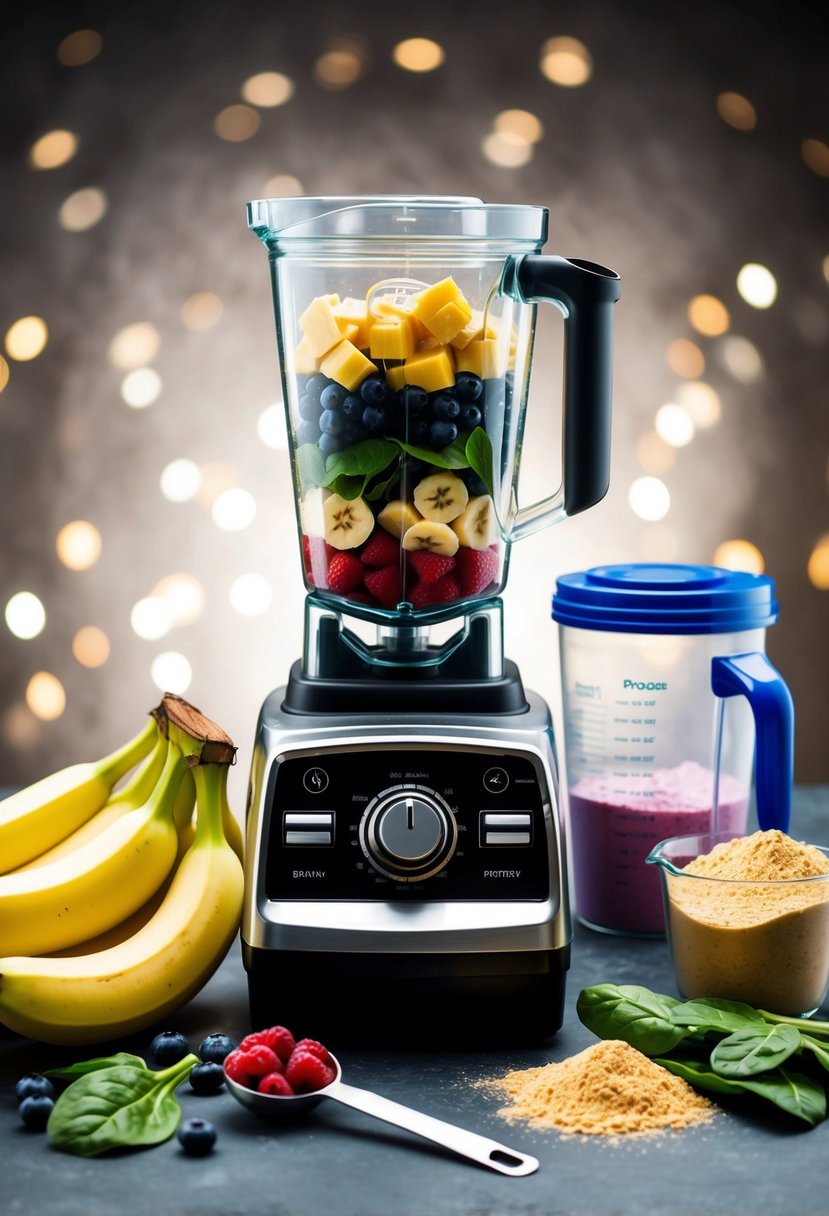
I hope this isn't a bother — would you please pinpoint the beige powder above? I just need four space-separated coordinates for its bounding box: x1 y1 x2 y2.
485 1039 715 1136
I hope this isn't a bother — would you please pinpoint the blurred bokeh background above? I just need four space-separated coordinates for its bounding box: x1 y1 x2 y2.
1 0 827 805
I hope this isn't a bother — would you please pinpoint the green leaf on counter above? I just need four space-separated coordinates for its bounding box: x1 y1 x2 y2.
802 1036 829 1073
671 997 767 1035
710 1024 802 1078
657 1057 827 1127
576 983 687 1055
464 427 494 497
45 1054 146 1084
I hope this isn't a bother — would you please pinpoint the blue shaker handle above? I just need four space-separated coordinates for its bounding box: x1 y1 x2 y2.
710 653 794 832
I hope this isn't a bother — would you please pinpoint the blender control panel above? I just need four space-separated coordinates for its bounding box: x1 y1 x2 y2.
263 747 551 901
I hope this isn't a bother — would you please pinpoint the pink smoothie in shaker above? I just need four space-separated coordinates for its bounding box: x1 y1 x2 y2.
568 760 749 934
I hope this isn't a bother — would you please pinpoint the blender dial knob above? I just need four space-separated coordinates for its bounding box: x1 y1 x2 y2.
361 787 457 881
378 796 444 861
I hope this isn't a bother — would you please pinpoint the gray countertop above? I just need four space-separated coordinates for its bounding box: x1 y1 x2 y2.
2 787 828 1216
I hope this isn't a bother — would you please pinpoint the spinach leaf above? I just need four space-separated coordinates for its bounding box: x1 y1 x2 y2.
464 428 494 497
326 473 369 500
393 436 470 470
577 984 687 1055
802 1035 829 1073
758 1009 829 1040
297 443 327 488
45 1054 146 1084
671 997 767 1035
48 1053 198 1156
657 1057 826 1127
364 459 400 502
710 1024 802 1078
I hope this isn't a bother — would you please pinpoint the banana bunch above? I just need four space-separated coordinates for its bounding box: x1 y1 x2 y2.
0 694 245 1045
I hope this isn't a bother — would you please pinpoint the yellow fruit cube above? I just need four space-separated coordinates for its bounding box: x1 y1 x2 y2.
373 292 428 341
385 364 407 391
455 338 506 380
300 294 344 357
334 297 371 348
424 298 473 344
413 276 471 327
403 346 455 392
450 310 499 351
369 319 416 360
293 334 320 374
320 339 378 391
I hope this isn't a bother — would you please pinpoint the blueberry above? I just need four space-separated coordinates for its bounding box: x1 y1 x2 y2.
362 404 389 434
318 432 343 456
404 458 428 482
177 1117 217 1157
409 418 429 443
341 393 364 419
19 1095 53 1131
150 1030 190 1067
297 420 319 446
461 404 482 430
15 1074 55 1103
343 420 368 444
401 385 429 415
320 383 347 411
319 409 345 436
456 372 483 402
431 394 460 421
188 1062 226 1095
298 393 323 423
304 373 329 401
360 375 389 405
465 471 489 497
429 420 459 449
198 1032 236 1065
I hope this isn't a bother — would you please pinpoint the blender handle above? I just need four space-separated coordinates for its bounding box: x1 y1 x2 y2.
511 255 621 535
710 653 794 832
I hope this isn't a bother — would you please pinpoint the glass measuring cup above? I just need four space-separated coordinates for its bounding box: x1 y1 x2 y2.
552 564 794 936
247 196 620 630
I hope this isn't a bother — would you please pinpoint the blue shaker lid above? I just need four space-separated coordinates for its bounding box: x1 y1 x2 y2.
551 563 779 634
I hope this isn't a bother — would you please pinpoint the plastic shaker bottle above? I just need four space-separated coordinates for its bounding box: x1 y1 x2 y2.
551 563 794 935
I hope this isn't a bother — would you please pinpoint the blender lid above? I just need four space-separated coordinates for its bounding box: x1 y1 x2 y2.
551 563 779 634
246 196 548 243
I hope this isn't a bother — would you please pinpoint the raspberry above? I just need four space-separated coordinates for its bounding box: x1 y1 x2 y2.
409 573 461 608
240 1025 296 1063
293 1038 331 1064
224 1045 281 1088
327 552 364 593
407 551 456 584
456 546 499 596
360 529 399 567
258 1072 295 1097
285 1049 336 1094
363 564 402 609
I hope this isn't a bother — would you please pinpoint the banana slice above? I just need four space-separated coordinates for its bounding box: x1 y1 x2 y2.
378 498 421 537
402 520 459 557
323 494 374 550
299 486 328 538
413 473 469 523
451 495 497 549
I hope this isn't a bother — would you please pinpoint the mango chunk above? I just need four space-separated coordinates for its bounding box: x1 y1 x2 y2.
450 310 500 351
334 297 371 348
369 319 416 360
413 276 470 326
300 294 344 358
455 338 506 380
403 346 456 392
320 339 378 391
294 334 320 374
385 363 407 391
373 292 429 341
425 298 473 344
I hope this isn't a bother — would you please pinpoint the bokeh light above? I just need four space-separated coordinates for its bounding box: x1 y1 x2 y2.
807 535 829 590
214 104 261 142
59 186 108 232
230 573 273 616
130 596 172 641
719 335 764 382
26 672 66 721
182 291 223 330
160 458 202 503
0 354 9 392
392 38 445 72
481 133 534 168
29 130 77 169
716 92 756 130
629 476 671 522
539 37 592 87
713 539 765 574
736 263 777 309
212 488 257 531
494 109 544 143
151 651 192 695
675 381 722 428
665 338 705 378
5 591 46 640
802 139 829 178
72 626 111 668
257 404 288 450
636 432 676 475
314 41 367 89
5 316 48 361
121 368 162 408
655 403 695 447
56 520 102 571
3 703 40 749
241 72 294 107
262 174 303 197
57 29 102 66
688 294 730 336
108 322 160 370
152 573 205 627
196 463 237 508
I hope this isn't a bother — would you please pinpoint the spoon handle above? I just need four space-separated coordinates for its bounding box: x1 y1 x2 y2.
327 1081 539 1176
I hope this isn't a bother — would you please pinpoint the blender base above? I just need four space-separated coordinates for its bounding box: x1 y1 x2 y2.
243 943 570 1045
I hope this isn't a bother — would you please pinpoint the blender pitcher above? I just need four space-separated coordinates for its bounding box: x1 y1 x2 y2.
247 196 621 638
552 563 794 936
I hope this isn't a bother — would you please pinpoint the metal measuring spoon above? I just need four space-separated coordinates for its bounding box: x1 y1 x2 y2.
224 1052 538 1177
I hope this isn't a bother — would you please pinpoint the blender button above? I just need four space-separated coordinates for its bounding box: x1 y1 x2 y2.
483 767 509 793
303 767 329 794
285 812 334 828
482 813 531 828
285 830 333 846
485 831 531 846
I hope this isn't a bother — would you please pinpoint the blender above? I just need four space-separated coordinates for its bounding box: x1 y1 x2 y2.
242 197 620 1039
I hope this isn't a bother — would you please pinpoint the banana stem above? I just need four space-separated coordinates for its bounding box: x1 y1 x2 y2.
97 719 158 786
109 732 168 810
192 762 229 848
